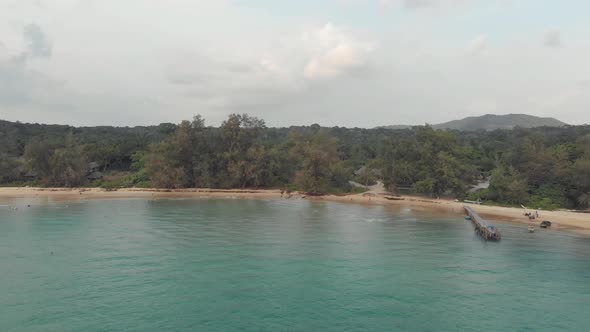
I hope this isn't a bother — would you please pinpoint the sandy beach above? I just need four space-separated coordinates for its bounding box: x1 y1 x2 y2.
1 187 589 235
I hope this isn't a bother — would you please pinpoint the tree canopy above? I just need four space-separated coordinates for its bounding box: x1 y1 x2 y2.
2 117 590 210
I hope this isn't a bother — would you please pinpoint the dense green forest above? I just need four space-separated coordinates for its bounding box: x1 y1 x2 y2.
1 116 590 210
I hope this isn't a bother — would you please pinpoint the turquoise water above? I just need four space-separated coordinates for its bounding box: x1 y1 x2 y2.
1 198 589 331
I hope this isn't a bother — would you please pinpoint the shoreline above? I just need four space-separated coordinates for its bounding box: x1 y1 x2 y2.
1 187 589 235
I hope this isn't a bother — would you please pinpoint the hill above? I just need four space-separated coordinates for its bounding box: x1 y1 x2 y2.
379 114 567 131
432 114 567 131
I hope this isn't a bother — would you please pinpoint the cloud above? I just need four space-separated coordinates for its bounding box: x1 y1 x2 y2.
404 0 437 9
379 0 395 9
380 0 500 11
0 23 53 105
1 0 589 127
544 29 562 48
379 0 438 10
304 44 365 79
165 22 375 112
0 22 58 108
303 24 375 80
466 35 487 54
0 54 31 104
23 24 52 58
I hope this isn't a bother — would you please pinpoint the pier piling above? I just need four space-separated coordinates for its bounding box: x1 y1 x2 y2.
464 205 501 241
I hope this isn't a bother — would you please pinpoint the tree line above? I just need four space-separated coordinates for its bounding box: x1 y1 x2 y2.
1 116 589 209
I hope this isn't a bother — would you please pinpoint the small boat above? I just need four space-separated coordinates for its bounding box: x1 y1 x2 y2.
528 225 535 233
464 215 472 220
540 220 552 228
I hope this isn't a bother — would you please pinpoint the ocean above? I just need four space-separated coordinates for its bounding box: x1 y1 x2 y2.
1 198 589 331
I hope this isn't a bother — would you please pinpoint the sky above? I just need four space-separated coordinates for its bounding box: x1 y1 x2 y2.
1 0 589 127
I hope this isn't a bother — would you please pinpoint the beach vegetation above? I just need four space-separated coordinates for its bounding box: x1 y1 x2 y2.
2 117 590 209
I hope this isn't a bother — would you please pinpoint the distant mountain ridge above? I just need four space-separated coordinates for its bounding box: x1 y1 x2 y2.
381 114 567 131
433 114 567 131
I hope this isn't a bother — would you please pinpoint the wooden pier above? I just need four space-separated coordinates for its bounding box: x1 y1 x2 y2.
464 205 501 241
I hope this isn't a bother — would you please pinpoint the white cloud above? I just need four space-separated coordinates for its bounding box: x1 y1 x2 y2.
379 0 466 10
0 0 589 127
544 29 562 48
466 35 487 54
379 0 395 9
303 24 375 80
404 0 438 9
0 23 56 108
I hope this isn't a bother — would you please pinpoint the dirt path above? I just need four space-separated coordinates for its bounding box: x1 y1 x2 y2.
348 181 388 195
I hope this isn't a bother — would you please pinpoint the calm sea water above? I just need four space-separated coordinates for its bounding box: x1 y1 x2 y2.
1 198 589 331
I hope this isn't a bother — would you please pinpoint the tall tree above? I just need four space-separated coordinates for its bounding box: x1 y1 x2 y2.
48 133 87 187
0 153 20 183
293 130 344 194
145 140 186 189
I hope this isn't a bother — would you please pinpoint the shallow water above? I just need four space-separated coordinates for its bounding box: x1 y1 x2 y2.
1 198 589 331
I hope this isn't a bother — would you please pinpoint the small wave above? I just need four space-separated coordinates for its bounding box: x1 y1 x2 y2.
397 218 418 222
365 218 387 223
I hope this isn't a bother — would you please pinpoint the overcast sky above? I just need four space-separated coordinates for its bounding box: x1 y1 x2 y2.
1 0 589 127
